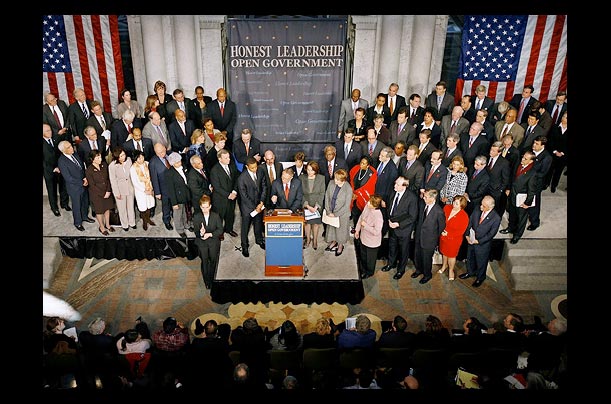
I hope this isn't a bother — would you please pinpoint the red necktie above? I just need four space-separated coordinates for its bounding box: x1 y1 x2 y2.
450 121 456 134
128 123 132 134
479 212 486 224
164 157 170 169
389 98 394 115
552 106 559 124
136 141 142 151
369 145 373 156
328 162 332 176
469 137 475 148
284 183 290 201
488 158 493 169
517 98 526 122
220 104 224 117
426 167 435 182
410 109 415 119
52 107 61 128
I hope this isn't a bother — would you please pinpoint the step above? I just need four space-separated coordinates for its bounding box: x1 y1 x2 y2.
509 264 567 275
503 239 567 257
505 257 566 273
511 274 568 291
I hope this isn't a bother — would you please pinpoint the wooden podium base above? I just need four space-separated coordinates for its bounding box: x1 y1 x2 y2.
265 265 303 277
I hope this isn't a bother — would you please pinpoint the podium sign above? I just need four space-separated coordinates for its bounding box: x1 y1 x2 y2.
264 212 304 276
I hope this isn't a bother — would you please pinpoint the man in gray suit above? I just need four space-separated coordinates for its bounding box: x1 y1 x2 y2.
142 111 172 151
337 88 369 138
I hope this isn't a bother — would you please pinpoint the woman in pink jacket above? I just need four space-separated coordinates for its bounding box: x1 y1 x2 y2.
354 194 384 279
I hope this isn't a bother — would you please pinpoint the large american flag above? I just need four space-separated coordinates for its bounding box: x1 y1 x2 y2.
455 15 567 104
42 15 125 115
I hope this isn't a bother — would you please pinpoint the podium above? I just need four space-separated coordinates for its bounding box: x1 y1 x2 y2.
264 210 304 276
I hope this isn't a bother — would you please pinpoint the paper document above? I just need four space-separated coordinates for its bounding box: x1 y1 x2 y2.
516 193 536 207
456 368 480 389
304 209 321 221
469 228 476 243
322 209 340 228
345 317 356 329
63 327 78 342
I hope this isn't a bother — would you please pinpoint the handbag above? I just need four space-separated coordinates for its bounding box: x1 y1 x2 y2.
109 208 121 226
432 248 443 265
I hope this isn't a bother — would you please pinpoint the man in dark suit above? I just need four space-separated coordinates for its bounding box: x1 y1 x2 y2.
43 92 70 139
473 84 495 113
388 107 417 148
374 147 399 237
460 95 477 124
335 128 362 170
527 136 552 231
441 133 462 167
237 158 267 257
475 109 496 146
509 84 538 124
271 169 303 212
168 109 196 164
257 149 283 208
149 143 176 230
519 111 545 155
208 88 237 152
164 152 192 238
459 122 490 173
406 93 425 128
398 145 425 195
337 88 369 137
362 128 386 167
233 128 262 169
42 124 69 216
381 176 419 280
544 91 567 126
425 81 455 123
377 315 417 349
416 130 436 165
546 113 567 193
210 148 239 237
66 87 92 145
420 149 448 205
460 196 502 287
56 140 95 230
486 142 511 216
123 127 154 161
412 189 446 283
78 125 108 163
111 109 136 149
499 151 538 244
86 100 114 138
385 83 407 123
189 85 213 127
320 145 348 187
164 88 192 125
366 93 391 127
192 195 223 289
464 156 491 216
187 155 211 211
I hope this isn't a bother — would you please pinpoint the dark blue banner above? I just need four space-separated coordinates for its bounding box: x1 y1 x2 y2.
227 19 347 162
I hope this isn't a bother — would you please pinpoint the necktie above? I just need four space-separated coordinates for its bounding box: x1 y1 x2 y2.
488 157 494 169
423 205 429 218
446 148 451 158
398 124 403 136
328 162 332 177
52 106 61 127
163 156 170 169
426 167 435 182
269 166 275 182
47 138 53 147
156 126 166 143
70 155 80 167
479 212 486 224
224 165 230 176
252 172 257 182
501 124 509 137
469 137 475 148
527 126 532 136
220 103 224 117
389 97 394 115
410 109 415 119
200 169 207 179
127 123 132 134
100 116 106 130
91 141 97 150
344 144 349 157
450 121 456 134
81 103 89 118
405 160 412 171
437 96 442 111
517 99 526 122
377 162 384 175
136 141 142 151
552 105 559 124
179 102 184 111
472 169 479 179
284 183 290 200
391 193 400 215
245 142 249 154
369 144 373 156
476 99 481 110
502 148 508 158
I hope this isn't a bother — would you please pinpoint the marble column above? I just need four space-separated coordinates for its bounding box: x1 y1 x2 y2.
173 15 198 96
198 16 227 98
351 15 380 104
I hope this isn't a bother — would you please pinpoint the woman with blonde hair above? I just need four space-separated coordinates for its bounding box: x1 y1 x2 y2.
354 194 384 279
302 318 336 349
439 155 468 205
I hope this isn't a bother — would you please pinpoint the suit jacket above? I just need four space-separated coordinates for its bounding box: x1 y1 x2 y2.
335 140 362 170
237 169 266 212
165 98 193 125
387 189 419 237
415 202 446 249
398 157 425 194
320 157 348 186
417 123 443 148
406 105 425 127
472 96 494 112
374 160 399 203
123 137 154 161
388 120 417 147
361 140 385 167
67 99 93 140
463 107 476 124
544 100 567 126
57 153 86 194
165 166 191 205
440 115 470 147
548 124 568 156
459 134 490 170
440 147 463 168
142 120 172 151
42 136 62 174
384 93 407 122
510 95 539 124
416 142 436 165
86 112 114 137
110 119 132 149
271 177 303 211
480 119 496 146
422 162 448 192
373 125 391 146
188 96 213 127
366 105 391 127
193 210 224 243
536 110 553 136
77 138 107 163
532 150 552 191
502 146 521 185
338 98 369 132
208 98 237 141
108 159 134 197
518 124 545 154
465 208 501 246
149 153 175 196
466 169 490 206
495 121 525 147
43 100 70 137
233 138 262 165
187 166 211 207
257 162 283 207
425 92 455 120
486 156 511 198
168 119 197 152
509 165 538 206
210 162 239 210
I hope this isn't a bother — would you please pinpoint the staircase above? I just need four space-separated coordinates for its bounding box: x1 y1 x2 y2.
502 239 567 292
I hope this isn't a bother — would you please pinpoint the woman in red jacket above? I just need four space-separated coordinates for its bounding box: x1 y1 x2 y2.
438 195 469 280
349 155 377 230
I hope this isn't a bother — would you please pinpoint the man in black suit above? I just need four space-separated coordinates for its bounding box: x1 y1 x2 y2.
460 195 502 287
519 111 545 155
233 128 262 169
416 130 436 165
257 149 283 208
78 125 108 164
362 128 386 168
459 122 490 173
460 95 477 124
381 176 419 280
486 142 511 216
475 109 496 147
412 189 446 283
164 88 192 125
420 149 448 205
149 143 176 230
388 107 417 148
210 148 239 237
43 92 70 139
464 156 491 216
385 82 407 123
544 91 567 126
237 158 267 257
425 81 455 123
527 136 552 231
509 84 538 125
208 88 237 151
441 133 462 167
189 85 213 127
192 195 223 289
111 109 137 149
320 145 348 187
56 140 95 230
168 109 196 165
335 128 362 170
270 169 303 212
66 87 92 145
164 152 192 238
546 112 567 193
377 315 417 349
406 93 425 128
86 100 114 138
398 145 425 195
42 124 69 216
187 155 212 211
499 151 538 244
473 84 495 113
123 127 154 161
374 147 399 237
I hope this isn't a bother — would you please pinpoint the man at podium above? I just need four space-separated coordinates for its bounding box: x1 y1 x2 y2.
270 169 303 212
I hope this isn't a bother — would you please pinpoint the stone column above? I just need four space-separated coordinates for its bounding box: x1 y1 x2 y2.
198 15 225 98
126 15 148 104
172 15 198 96
351 15 380 104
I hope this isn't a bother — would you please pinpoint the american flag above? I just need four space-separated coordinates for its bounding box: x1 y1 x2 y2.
455 15 567 104
42 15 125 115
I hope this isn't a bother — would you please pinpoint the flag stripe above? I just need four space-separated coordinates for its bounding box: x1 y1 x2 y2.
91 15 111 111
109 15 125 105
73 16 94 100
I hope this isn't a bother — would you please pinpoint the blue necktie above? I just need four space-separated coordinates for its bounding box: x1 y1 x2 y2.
377 163 384 175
